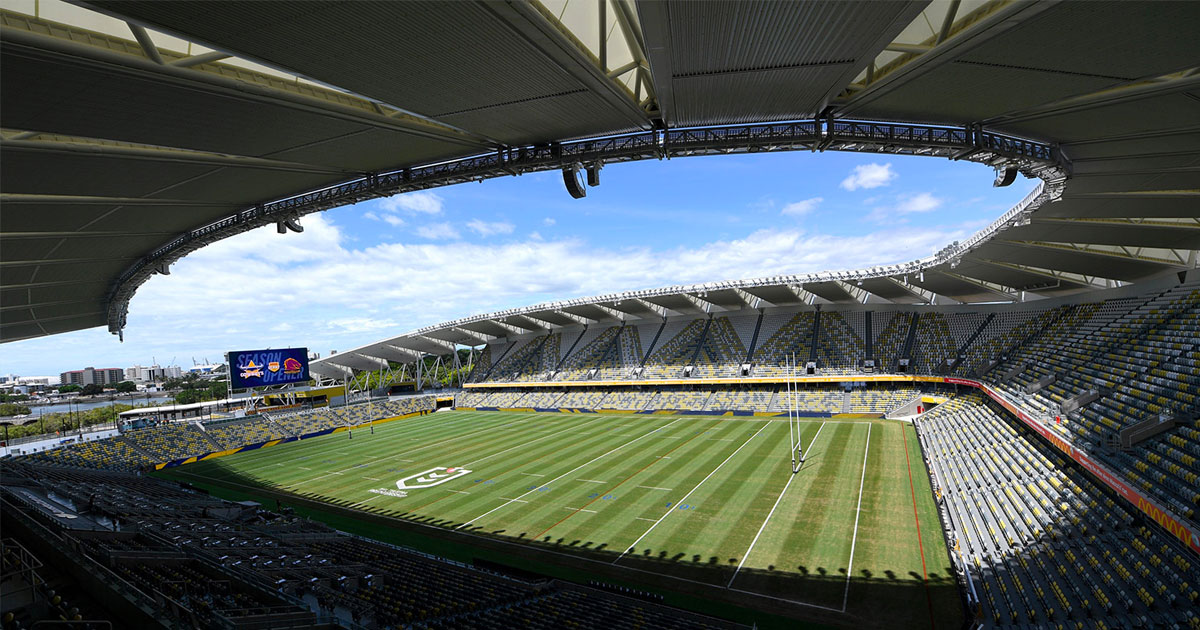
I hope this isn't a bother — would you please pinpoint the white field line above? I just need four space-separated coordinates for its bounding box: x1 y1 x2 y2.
729 587 844 613
726 421 828 588
456 418 684 529
498 497 528 503
363 477 381 481
564 507 597 513
519 473 544 477
635 517 657 522
576 479 608 484
165 466 846 615
233 411 455 475
616 420 773 564
842 423 872 612
302 414 544 484
298 467 312 471
636 486 672 491
352 495 383 508
464 415 608 467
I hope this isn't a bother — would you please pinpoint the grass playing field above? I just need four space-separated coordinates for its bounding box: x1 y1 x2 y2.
158 410 962 629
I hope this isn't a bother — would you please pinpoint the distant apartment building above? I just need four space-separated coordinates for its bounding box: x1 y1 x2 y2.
60 367 126 387
124 365 183 382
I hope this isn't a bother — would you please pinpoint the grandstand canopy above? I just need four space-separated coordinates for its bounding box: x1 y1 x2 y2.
2 0 1198 345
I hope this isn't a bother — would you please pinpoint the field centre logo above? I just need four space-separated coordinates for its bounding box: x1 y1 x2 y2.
367 467 473 500
395 467 473 490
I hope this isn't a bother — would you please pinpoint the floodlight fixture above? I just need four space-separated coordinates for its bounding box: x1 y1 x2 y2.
562 164 587 199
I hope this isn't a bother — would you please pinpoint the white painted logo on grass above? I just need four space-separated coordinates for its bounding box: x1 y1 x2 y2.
395 467 473 490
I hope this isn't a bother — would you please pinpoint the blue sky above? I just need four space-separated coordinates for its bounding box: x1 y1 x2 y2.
4 151 1035 376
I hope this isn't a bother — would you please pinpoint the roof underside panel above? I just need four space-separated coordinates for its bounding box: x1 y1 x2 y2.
639 0 925 126
802 281 857 304
84 0 649 144
847 2 1200 124
970 241 1174 282
1000 221 1200 250
948 260 1092 294
857 277 924 303
0 37 468 172
2 1 1198 344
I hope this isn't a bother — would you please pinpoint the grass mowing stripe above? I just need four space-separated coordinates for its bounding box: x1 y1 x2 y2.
456 417 685 530
398 415 619 513
647 422 795 568
841 423 872 612
404 416 685 520
212 410 466 476
727 421 827 589
165 412 944 629
532 418 721 539
315 414 605 498
903 422 938 630
300 412 550 484
192 413 543 494
615 420 772 564
500 418 733 539
465 414 613 466
733 422 863 610
193 411 521 484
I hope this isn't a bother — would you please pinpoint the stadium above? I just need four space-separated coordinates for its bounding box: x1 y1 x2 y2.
1 1 1198 630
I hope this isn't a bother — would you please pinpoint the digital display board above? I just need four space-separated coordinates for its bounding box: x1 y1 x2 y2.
227 347 309 390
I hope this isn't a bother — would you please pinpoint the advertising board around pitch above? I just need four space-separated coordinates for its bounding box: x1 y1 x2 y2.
228 348 309 389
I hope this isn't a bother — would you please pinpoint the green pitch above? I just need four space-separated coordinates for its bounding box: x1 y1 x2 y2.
158 410 961 629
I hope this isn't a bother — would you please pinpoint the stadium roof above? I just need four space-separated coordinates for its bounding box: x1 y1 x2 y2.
2 0 1198 346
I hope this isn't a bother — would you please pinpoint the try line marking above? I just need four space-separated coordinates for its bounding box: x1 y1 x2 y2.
616 420 773 564
842 423 872 612
726 421 827 588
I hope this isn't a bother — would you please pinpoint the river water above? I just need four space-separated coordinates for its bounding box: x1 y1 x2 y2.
24 396 174 416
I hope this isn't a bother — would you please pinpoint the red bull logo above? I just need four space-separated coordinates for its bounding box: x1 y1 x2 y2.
283 357 303 375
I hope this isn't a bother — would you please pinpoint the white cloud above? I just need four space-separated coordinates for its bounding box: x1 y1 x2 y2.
466 219 515 237
379 191 443 215
382 214 406 227
3 213 973 373
840 163 896 191
543 217 556 226
781 197 823 217
416 222 460 240
326 317 403 334
896 192 943 213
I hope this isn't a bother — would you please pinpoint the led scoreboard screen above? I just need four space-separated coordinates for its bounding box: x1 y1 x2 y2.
228 347 309 389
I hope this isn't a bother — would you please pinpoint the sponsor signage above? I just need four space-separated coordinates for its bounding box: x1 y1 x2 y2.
227 348 309 389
